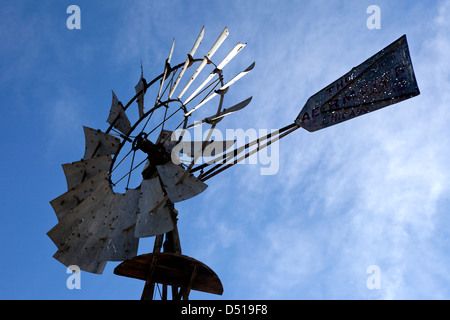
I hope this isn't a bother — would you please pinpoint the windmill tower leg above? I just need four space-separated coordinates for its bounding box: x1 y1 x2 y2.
140 206 188 300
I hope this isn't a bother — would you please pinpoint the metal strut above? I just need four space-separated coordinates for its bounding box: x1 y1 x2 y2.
194 122 301 181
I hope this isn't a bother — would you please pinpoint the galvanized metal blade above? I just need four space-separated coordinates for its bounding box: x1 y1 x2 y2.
296 34 420 132
135 177 174 237
107 90 131 134
135 64 147 119
184 62 255 117
100 188 140 261
82 126 121 160
187 97 252 129
156 162 208 203
184 42 247 105
51 180 115 274
177 27 229 100
155 38 175 104
168 26 205 99
49 170 108 221
48 180 112 248
61 155 111 190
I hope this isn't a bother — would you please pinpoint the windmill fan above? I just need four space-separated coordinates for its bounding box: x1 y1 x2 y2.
48 26 420 300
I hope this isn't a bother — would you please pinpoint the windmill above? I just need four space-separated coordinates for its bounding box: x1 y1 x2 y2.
47 26 419 300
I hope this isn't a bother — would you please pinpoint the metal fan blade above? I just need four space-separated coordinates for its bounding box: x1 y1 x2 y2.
155 38 175 103
173 140 235 158
207 96 252 122
61 155 111 190
187 97 252 129
296 34 420 132
48 179 112 248
135 177 174 237
220 61 255 91
49 170 108 221
51 180 115 274
82 126 121 160
177 27 229 99
99 188 140 261
184 42 246 105
168 26 205 99
135 64 147 119
107 90 131 134
156 162 208 202
184 62 255 117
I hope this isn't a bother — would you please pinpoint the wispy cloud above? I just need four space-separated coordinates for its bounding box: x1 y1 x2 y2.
181 0 450 299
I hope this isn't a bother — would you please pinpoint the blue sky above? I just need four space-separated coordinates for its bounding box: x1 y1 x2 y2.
1 0 450 299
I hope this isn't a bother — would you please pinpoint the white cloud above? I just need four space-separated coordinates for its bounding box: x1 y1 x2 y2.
199 0 450 299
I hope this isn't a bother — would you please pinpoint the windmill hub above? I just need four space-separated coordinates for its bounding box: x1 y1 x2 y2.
132 132 172 179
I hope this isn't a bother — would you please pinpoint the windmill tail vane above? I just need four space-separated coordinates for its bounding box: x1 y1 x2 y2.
47 26 419 300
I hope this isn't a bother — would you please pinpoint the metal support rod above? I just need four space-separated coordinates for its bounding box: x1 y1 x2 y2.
201 123 300 181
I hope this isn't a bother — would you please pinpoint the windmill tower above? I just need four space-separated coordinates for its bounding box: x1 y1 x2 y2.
48 27 419 300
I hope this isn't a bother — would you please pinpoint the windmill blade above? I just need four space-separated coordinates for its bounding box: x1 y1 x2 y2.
168 26 205 99
100 188 140 261
61 155 111 190
187 97 252 129
220 62 255 91
82 126 121 160
49 181 141 266
50 170 109 221
296 34 420 132
184 62 255 117
184 42 247 105
155 38 175 104
48 178 112 247
106 90 131 134
177 27 229 100
135 177 174 238
135 64 147 118
156 162 208 203
52 180 116 274
207 96 252 122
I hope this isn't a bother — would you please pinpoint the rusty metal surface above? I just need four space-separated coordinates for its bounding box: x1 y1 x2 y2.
48 180 112 249
156 162 208 203
82 126 121 160
296 35 420 132
49 181 142 273
135 177 174 237
51 180 114 274
49 170 108 220
100 188 140 261
61 156 111 190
